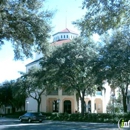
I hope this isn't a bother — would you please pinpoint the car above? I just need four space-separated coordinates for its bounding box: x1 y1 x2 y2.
19 112 46 123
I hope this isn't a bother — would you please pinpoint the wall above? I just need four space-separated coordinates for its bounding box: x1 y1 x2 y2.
53 32 78 42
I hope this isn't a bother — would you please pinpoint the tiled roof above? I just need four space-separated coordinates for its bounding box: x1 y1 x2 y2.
60 28 77 33
26 28 77 67
53 28 78 35
52 39 71 46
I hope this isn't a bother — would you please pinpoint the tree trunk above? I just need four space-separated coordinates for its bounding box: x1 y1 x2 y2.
77 90 85 116
12 107 15 113
81 97 85 116
37 100 41 112
121 88 127 112
37 96 42 112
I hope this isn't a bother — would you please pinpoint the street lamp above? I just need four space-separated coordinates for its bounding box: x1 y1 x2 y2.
26 101 29 112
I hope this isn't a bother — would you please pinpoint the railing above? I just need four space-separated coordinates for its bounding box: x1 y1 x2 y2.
96 91 102 96
47 90 58 95
62 90 74 95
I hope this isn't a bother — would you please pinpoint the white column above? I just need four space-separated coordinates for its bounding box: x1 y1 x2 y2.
79 99 81 113
91 97 95 113
59 99 62 113
58 89 62 113
102 89 106 113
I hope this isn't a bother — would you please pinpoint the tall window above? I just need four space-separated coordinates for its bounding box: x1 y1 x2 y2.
52 100 59 112
95 103 96 110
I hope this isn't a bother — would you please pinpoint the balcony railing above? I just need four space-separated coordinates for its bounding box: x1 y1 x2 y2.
96 91 102 96
62 90 74 95
47 90 58 95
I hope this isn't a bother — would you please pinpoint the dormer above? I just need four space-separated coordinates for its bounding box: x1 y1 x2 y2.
53 28 78 42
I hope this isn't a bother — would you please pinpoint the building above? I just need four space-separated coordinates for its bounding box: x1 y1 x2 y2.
25 28 111 114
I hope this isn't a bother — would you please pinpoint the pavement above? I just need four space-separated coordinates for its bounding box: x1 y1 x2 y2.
0 117 122 130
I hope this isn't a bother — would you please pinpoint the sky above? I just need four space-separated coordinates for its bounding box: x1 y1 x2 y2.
0 0 86 83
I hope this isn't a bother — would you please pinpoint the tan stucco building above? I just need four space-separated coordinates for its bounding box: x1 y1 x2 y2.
25 28 111 114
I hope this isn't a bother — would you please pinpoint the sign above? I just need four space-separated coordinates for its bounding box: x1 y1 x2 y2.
118 118 130 129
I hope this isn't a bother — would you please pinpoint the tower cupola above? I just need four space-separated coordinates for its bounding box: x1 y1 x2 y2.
53 28 78 42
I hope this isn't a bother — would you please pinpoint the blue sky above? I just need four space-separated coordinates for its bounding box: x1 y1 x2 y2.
45 0 85 33
0 0 85 83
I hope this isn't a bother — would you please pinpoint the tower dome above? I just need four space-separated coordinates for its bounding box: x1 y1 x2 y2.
53 28 78 42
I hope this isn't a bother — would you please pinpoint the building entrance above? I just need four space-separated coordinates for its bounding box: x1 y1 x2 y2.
64 100 71 114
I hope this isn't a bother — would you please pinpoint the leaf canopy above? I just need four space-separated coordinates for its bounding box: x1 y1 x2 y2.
0 0 53 59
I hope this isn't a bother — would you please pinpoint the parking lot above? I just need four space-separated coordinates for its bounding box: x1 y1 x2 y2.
0 118 119 130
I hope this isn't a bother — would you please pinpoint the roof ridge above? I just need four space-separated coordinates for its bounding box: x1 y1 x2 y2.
53 28 78 36
65 28 70 32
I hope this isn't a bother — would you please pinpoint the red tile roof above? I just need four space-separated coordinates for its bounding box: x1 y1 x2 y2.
60 28 77 33
52 39 71 46
53 28 78 35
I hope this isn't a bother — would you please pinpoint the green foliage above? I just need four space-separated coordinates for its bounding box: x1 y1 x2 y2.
3 111 26 118
107 90 123 114
0 81 13 107
74 0 130 36
12 79 27 110
0 80 27 111
93 29 130 112
41 37 100 115
3 111 130 123
19 63 55 112
48 113 130 123
0 0 53 59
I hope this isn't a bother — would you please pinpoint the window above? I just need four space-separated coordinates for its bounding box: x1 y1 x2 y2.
67 35 68 38
64 35 65 38
61 35 62 38
52 100 59 112
95 103 96 110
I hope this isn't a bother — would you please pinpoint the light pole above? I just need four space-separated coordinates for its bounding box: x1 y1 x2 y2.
26 101 29 112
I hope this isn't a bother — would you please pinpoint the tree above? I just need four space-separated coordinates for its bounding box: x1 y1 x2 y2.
0 81 13 113
0 80 27 112
74 0 130 37
94 30 130 112
11 79 27 111
0 0 53 59
74 0 130 113
20 65 53 112
43 37 99 115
